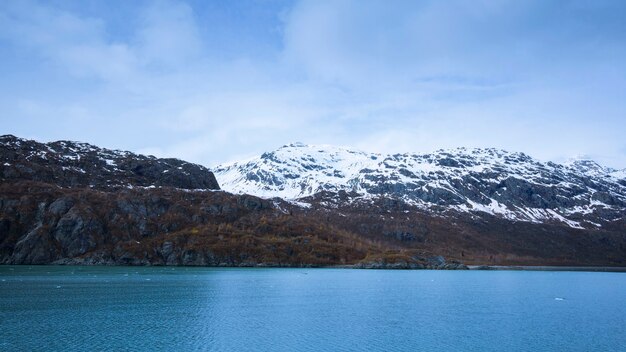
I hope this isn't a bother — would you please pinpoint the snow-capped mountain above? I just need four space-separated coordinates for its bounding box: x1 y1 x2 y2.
2 135 624 267
214 143 626 228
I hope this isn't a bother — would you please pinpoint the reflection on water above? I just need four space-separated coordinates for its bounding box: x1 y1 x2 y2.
1 266 625 351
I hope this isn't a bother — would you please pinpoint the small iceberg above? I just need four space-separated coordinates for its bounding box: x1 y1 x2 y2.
55 285 62 289
554 297 565 301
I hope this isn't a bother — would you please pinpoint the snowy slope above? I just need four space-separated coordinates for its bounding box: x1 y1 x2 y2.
214 143 626 228
215 143 381 199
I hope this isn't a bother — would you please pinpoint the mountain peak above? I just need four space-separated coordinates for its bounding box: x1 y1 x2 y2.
565 158 608 174
283 142 308 148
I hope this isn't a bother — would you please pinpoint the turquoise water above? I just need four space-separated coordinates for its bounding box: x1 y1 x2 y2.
1 266 625 351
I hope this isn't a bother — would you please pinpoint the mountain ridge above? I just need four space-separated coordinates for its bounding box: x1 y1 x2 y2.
0 134 220 191
214 143 626 229
1 135 625 267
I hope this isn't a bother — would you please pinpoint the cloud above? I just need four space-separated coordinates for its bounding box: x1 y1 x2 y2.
134 0 204 68
0 1 138 82
277 0 626 166
283 0 519 87
283 0 626 87
1 0 625 168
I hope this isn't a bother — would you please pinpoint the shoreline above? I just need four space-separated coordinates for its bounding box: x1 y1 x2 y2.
467 265 626 272
2 263 626 272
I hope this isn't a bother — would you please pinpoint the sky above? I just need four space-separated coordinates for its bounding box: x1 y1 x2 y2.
1 0 625 168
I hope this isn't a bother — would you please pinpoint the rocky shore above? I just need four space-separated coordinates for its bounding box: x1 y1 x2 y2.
468 265 626 272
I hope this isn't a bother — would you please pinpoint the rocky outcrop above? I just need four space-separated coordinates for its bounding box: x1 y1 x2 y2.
355 255 469 270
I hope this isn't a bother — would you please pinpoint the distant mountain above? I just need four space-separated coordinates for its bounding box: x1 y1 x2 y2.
215 143 626 229
0 135 220 190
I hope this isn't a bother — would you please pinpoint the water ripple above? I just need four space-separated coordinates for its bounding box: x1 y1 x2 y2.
0 267 625 351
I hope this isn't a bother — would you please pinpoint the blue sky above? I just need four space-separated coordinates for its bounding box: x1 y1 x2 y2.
1 0 625 168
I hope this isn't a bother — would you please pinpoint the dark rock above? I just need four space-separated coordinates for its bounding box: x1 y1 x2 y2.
383 231 416 241
52 207 100 257
48 197 74 215
237 195 269 211
427 255 446 267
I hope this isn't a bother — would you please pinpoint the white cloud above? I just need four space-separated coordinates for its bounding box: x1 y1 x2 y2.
0 1 137 82
134 0 204 68
1 0 625 169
